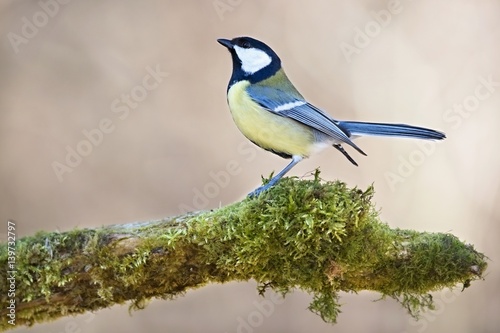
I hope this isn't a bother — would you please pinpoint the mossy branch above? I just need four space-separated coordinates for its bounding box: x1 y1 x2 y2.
0 174 487 331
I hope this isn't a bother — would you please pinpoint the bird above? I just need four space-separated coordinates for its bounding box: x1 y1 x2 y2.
217 36 445 197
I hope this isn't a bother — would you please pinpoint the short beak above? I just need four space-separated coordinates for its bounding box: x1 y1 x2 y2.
217 38 233 49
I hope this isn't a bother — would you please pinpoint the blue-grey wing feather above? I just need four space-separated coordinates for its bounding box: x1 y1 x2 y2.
246 85 365 155
245 85 301 109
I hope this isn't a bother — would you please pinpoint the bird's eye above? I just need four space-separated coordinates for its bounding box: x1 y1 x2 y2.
240 40 251 49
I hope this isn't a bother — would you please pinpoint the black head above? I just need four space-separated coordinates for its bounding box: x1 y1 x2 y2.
217 36 282 87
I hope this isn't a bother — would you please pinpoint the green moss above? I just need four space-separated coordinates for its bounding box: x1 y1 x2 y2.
185 174 486 323
0 173 487 330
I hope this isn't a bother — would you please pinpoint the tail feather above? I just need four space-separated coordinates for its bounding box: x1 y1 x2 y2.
339 121 446 140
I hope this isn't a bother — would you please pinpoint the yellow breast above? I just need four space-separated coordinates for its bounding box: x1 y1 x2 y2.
227 81 315 157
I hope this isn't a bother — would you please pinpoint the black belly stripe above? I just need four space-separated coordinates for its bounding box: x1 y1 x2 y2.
248 139 292 159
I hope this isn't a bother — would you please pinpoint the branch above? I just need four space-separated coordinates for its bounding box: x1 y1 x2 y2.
0 174 487 330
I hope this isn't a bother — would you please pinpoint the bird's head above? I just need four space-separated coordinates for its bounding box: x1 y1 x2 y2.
217 36 282 85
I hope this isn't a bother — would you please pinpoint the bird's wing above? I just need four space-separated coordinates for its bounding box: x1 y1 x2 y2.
246 85 365 155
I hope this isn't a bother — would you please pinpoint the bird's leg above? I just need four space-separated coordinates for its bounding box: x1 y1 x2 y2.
248 155 303 197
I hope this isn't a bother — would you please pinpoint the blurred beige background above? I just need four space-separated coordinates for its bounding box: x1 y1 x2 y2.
1 0 499 332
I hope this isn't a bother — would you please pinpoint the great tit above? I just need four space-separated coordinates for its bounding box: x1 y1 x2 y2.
217 36 445 197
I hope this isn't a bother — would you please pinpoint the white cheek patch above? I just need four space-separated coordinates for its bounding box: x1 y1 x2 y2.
234 46 272 74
